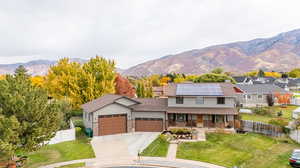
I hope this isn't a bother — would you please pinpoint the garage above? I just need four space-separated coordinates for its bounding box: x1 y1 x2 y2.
98 114 127 136
135 118 163 132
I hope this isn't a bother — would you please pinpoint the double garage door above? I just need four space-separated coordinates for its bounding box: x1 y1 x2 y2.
135 118 163 132
98 114 127 136
98 115 163 136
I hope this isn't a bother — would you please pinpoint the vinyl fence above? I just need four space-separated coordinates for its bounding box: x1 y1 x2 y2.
240 120 284 137
46 120 76 145
290 130 300 143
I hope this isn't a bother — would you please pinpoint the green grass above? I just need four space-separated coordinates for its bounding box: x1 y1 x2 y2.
24 128 95 168
241 105 297 123
58 162 85 168
177 133 300 168
141 135 169 157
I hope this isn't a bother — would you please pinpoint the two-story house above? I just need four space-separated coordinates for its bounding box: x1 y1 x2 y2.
82 83 238 136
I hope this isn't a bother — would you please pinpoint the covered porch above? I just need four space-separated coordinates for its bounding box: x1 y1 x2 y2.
166 107 239 129
167 113 236 128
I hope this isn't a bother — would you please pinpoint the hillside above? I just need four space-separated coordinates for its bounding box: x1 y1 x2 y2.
122 29 300 76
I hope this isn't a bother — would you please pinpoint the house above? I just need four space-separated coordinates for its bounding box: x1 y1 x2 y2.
234 84 290 107
82 83 239 136
233 76 253 85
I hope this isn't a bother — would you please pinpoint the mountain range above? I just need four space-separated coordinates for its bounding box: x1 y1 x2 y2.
1 28 300 76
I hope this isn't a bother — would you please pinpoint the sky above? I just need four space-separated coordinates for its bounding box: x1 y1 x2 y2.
1 0 300 69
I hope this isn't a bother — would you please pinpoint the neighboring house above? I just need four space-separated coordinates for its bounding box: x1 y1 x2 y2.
252 77 276 84
234 84 290 107
152 86 165 98
233 76 253 85
82 83 239 136
288 78 300 91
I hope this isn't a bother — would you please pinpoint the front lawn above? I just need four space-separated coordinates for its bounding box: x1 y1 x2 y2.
141 135 169 157
58 162 85 168
24 128 95 168
177 133 299 168
241 105 297 123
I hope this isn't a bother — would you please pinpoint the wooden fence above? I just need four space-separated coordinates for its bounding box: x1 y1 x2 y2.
240 120 284 137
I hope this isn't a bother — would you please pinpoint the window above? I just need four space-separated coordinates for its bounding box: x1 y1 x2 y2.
258 94 263 99
247 95 251 99
176 114 185 121
196 96 204 104
217 97 225 104
176 97 184 104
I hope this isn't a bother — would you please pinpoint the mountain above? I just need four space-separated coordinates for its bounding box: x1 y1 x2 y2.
122 29 300 76
0 58 124 76
0 58 87 76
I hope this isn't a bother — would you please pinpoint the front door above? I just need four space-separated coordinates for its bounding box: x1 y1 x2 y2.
197 115 203 127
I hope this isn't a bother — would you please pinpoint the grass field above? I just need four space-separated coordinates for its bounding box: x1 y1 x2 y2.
141 135 169 157
177 133 299 168
241 105 297 123
24 128 95 168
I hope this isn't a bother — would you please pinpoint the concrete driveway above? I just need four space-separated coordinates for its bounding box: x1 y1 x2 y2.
90 132 159 163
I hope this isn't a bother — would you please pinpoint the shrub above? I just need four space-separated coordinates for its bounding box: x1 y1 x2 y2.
253 107 272 116
71 109 83 117
169 128 191 135
73 119 84 129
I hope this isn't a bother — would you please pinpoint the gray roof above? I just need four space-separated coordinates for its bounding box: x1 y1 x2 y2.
81 94 140 113
235 84 288 94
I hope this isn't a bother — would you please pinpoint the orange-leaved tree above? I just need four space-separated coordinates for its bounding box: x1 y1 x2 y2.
115 74 136 98
274 92 292 105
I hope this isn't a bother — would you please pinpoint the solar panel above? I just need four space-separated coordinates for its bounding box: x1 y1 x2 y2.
176 83 224 96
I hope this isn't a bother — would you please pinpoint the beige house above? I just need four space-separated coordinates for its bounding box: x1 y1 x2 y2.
82 83 239 136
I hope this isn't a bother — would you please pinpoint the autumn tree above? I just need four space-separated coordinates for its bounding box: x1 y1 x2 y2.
30 75 45 87
289 68 300 78
136 79 153 98
115 74 135 97
274 92 292 106
45 56 116 107
0 66 63 162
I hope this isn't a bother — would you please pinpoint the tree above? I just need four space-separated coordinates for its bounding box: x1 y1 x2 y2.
0 66 63 162
45 56 116 107
30 75 44 87
264 72 281 78
266 94 274 106
115 74 135 97
211 67 223 74
258 69 265 78
193 73 236 83
274 92 292 106
244 71 257 77
289 68 300 78
136 79 153 98
0 74 5 80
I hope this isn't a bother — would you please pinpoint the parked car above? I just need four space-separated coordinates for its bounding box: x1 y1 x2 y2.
290 149 300 167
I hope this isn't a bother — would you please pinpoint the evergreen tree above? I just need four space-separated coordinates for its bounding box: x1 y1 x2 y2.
258 69 265 78
0 66 63 161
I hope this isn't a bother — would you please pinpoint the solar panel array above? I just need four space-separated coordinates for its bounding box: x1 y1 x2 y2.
176 83 224 96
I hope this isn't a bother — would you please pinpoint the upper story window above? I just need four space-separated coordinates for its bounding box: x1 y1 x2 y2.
217 97 225 104
196 96 204 104
258 94 263 99
176 97 184 104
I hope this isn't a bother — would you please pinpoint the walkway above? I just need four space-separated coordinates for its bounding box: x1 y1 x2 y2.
166 142 178 160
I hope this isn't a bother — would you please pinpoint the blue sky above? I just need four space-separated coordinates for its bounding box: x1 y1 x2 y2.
1 0 300 68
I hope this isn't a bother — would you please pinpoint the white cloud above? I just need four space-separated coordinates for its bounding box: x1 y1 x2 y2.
0 0 300 68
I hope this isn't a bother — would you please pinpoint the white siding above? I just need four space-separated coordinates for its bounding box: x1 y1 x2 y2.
93 103 132 122
132 111 165 120
168 97 235 108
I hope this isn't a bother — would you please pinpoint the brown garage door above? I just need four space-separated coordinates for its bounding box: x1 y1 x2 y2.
98 114 127 136
135 118 163 132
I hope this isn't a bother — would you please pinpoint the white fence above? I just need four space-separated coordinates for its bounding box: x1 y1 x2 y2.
292 98 300 106
290 130 300 143
47 120 76 145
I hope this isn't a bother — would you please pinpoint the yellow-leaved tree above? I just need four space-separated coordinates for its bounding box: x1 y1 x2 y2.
45 56 116 107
